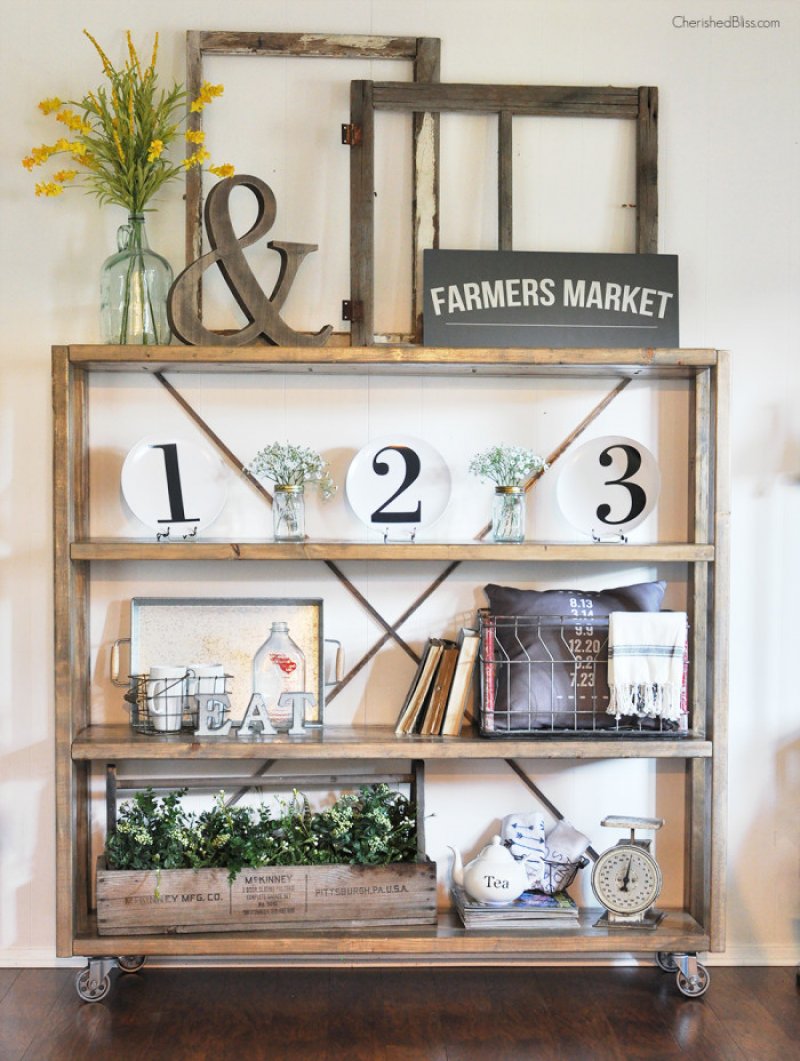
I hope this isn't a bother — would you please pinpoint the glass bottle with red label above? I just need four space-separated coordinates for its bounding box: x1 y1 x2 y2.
252 621 306 730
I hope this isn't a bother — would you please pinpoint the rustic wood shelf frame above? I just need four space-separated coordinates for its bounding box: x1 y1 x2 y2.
182 31 441 332
53 345 728 965
349 81 658 345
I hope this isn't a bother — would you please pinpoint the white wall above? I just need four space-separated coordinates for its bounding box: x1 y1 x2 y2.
1 0 798 966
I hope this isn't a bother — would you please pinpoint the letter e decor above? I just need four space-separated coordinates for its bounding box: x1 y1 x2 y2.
168 174 333 347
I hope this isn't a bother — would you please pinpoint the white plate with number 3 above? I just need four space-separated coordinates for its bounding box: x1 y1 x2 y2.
556 435 660 540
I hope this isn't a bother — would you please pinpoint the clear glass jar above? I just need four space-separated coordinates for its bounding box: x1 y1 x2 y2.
100 214 173 345
251 621 306 730
273 485 305 540
492 486 525 542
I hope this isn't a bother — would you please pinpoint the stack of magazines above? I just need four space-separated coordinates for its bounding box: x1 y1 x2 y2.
451 885 580 929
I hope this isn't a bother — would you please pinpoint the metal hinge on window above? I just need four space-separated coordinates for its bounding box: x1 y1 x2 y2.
342 300 363 322
341 123 362 147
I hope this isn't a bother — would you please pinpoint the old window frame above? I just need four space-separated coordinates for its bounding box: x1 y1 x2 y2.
349 81 658 345
180 31 441 334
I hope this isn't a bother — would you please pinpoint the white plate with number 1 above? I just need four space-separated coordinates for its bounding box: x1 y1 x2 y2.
121 436 228 539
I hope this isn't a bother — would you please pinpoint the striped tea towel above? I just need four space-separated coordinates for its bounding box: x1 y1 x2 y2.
607 611 688 722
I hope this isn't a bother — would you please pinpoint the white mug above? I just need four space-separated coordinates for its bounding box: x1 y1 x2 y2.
148 665 188 732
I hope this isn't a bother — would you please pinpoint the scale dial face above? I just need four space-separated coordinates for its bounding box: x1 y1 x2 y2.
591 843 662 916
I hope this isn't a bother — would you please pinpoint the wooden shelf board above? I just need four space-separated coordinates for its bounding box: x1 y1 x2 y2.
65 344 718 378
72 724 712 761
71 909 710 959
71 539 715 563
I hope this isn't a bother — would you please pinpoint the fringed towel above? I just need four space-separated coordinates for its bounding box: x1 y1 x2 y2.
607 611 688 722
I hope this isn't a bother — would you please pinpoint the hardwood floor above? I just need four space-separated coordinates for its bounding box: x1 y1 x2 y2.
0 965 796 1060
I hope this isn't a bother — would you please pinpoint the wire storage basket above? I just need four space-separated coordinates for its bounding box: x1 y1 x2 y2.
478 612 688 738
123 671 232 735
538 856 589 895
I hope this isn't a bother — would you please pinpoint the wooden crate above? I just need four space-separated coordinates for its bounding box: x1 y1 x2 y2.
96 858 437 935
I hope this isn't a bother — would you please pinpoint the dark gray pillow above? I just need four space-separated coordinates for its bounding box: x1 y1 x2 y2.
482 581 667 733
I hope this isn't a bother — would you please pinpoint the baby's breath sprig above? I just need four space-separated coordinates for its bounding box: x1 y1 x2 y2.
22 29 234 211
468 444 548 487
249 442 337 501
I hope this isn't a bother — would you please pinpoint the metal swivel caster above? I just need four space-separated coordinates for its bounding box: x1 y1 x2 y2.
75 959 116 1002
656 952 710 997
676 960 710 998
117 955 146 973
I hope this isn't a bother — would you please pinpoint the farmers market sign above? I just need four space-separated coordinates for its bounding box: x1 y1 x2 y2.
423 250 679 348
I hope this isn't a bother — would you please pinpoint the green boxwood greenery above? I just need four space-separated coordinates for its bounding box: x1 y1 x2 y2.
105 783 419 881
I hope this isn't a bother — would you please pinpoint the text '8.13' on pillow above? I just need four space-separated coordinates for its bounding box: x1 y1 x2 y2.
482 581 667 732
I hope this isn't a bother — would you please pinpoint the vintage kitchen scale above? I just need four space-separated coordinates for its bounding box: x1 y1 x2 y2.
591 815 665 929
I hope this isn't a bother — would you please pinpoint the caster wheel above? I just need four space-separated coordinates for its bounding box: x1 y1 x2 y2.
656 951 678 972
75 967 111 1002
118 955 146 973
677 964 710 998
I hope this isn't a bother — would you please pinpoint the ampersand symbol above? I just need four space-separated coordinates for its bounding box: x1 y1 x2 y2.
168 174 333 347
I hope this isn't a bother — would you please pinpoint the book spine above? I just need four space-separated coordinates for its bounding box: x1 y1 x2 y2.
481 618 495 733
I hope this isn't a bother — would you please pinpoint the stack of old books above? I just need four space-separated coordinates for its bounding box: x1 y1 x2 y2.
451 885 580 929
394 628 480 737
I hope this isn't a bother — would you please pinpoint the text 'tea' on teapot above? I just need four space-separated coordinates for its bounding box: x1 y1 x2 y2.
449 835 529 905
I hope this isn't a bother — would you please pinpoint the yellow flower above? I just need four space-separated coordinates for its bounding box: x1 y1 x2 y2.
68 141 88 157
26 144 57 167
83 28 114 78
209 163 235 179
147 139 164 162
35 181 65 197
56 109 91 134
54 138 71 151
185 129 205 144
38 97 62 115
182 148 211 170
148 33 159 78
190 81 224 112
112 130 125 164
126 31 142 79
53 169 78 183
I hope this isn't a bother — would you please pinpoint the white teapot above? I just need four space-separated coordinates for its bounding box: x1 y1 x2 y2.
449 835 529 904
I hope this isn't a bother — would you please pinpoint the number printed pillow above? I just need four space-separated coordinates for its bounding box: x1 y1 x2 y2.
482 581 667 732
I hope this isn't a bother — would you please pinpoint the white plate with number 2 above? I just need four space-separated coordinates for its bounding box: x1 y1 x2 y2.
345 435 451 533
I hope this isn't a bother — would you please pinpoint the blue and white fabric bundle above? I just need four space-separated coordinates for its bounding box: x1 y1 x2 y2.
501 812 591 894
606 611 688 723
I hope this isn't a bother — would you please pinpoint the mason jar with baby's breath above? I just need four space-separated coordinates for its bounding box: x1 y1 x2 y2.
469 445 549 543
249 442 337 541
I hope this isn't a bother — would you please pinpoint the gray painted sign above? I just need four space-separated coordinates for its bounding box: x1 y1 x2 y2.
423 250 679 348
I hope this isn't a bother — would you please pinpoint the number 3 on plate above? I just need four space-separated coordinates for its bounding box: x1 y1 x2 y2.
555 435 660 540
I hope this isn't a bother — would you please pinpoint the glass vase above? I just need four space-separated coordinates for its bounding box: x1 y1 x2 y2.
100 214 173 345
492 486 525 542
252 621 306 730
273 485 305 541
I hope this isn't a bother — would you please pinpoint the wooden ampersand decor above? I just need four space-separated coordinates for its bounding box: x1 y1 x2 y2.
168 174 333 347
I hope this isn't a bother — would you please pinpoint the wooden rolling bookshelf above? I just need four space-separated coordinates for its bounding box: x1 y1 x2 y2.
53 344 729 983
